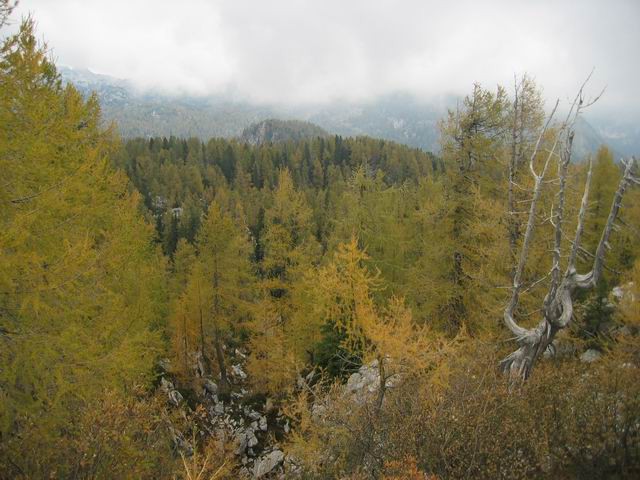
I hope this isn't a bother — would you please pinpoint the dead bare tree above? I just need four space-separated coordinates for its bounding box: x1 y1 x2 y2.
501 78 638 380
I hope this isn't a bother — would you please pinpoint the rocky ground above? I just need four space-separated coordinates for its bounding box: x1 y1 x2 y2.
155 284 636 478
158 348 293 479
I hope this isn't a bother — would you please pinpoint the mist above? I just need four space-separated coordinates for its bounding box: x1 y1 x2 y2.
12 0 639 118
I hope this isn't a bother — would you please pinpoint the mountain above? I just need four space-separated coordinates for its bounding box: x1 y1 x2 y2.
240 119 328 145
572 116 613 160
59 67 276 138
59 67 638 159
58 68 447 151
299 92 446 152
591 117 640 160
58 66 133 108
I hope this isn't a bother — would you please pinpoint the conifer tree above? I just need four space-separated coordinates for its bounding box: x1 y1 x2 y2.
0 17 166 474
308 238 444 406
247 168 320 394
584 146 624 265
415 84 511 333
169 201 252 384
330 165 416 301
508 75 545 256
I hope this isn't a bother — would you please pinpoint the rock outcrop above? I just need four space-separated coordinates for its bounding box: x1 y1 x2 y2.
240 119 328 146
253 450 284 478
344 358 400 404
157 351 289 478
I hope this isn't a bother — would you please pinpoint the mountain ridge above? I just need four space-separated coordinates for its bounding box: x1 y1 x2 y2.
59 67 637 160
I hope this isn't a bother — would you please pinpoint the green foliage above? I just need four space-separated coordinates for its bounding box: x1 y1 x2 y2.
247 169 321 395
313 319 362 378
416 83 514 332
118 134 439 254
240 118 329 145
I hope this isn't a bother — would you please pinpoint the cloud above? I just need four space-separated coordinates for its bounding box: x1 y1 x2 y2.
13 0 640 116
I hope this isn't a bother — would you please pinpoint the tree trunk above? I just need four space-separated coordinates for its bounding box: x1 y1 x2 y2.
213 322 229 388
212 263 229 388
502 89 636 380
196 280 210 376
182 314 189 375
375 355 386 412
508 78 520 258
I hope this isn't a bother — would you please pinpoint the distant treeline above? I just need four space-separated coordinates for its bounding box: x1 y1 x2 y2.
116 135 443 255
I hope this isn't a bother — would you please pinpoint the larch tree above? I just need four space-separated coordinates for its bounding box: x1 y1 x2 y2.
247 168 320 394
420 83 512 333
170 201 252 385
582 145 637 272
507 74 545 257
198 201 253 385
0 17 166 473
311 237 447 409
171 238 198 295
329 165 416 301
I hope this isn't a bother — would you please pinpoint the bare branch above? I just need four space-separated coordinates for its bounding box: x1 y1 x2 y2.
548 131 574 300
566 158 593 273
585 158 636 287
528 100 559 179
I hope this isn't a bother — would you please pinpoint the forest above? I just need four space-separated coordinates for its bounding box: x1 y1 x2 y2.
1 3 640 479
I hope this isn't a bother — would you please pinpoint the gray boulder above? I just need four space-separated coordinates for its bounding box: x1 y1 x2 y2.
580 349 602 363
345 358 400 402
157 357 171 372
235 431 248 455
253 449 284 478
259 415 268 431
160 376 174 393
169 389 183 407
231 363 248 380
204 379 218 396
246 429 259 448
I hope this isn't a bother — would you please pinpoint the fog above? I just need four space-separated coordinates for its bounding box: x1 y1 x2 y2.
13 0 640 117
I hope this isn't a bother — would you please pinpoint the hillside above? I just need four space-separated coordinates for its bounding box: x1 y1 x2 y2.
240 119 328 145
4 8 640 479
59 67 275 139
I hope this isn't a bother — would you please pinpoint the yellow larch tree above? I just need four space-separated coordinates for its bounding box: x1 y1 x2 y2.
0 17 167 475
247 168 321 395
169 201 253 386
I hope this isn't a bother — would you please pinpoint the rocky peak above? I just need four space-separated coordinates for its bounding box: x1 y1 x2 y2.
240 119 328 146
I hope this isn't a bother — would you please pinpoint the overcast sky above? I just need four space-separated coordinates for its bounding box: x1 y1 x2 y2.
12 0 640 116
